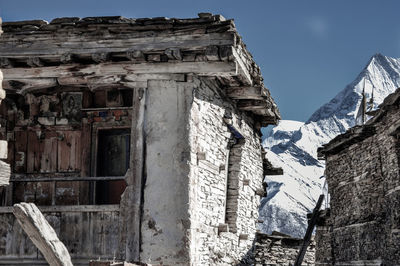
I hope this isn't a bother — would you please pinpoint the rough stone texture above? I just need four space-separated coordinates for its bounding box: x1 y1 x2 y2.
254 233 315 266
189 78 264 265
13 203 73 266
316 88 400 265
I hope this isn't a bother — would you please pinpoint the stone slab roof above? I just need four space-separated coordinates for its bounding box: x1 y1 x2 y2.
0 13 280 126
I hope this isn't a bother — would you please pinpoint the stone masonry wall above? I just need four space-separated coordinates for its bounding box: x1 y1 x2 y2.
317 102 400 264
254 233 315 266
189 77 264 265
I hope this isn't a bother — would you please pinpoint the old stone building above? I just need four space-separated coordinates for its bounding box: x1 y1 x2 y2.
0 14 280 265
316 88 400 265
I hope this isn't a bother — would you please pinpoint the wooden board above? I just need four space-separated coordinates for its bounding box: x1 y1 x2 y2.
14 131 27 173
13 203 73 266
34 182 53 206
27 131 57 173
57 131 81 172
55 181 79 205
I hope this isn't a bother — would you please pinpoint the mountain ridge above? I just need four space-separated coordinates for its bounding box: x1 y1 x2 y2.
259 54 400 237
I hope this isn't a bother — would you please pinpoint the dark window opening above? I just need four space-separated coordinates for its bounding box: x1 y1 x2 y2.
96 128 130 204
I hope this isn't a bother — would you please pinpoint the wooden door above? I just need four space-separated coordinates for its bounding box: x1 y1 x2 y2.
96 129 130 204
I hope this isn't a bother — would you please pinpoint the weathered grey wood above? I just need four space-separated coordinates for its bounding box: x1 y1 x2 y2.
0 33 235 56
232 47 252 85
11 174 125 182
122 87 147 262
294 194 324 266
226 86 268 100
0 204 119 214
3 78 57 93
13 203 73 266
26 57 44 67
237 99 271 110
2 61 236 79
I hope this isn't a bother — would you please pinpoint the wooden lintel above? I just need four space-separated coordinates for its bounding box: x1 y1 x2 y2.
2 61 236 79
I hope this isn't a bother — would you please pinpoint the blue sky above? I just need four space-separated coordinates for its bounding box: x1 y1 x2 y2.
1 0 400 121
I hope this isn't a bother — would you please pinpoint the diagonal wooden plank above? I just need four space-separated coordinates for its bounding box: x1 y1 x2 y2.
13 202 73 266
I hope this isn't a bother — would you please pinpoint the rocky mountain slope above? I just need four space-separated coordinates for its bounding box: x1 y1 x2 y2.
259 54 400 237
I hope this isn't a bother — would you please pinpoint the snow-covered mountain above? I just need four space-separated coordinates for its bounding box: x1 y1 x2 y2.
259 54 400 237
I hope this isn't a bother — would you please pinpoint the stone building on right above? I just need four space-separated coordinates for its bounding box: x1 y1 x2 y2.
316 88 400 265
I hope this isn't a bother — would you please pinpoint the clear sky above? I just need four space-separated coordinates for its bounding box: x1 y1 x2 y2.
1 0 399 121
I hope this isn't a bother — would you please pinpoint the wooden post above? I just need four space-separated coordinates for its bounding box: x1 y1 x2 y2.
121 87 147 262
13 203 73 266
294 194 324 266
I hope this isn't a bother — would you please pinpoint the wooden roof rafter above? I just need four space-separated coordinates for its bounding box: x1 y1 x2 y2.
0 13 280 126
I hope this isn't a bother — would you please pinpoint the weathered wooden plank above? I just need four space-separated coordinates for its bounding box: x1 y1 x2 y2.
294 194 324 266
2 61 237 79
0 32 235 56
35 182 53 206
11 174 125 182
3 78 57 93
14 131 27 173
237 99 271 111
55 181 79 205
41 132 57 173
57 131 81 172
13 202 73 266
80 122 91 205
232 47 252 85
225 86 268 100
120 87 147 261
13 182 35 203
27 131 57 173
0 204 119 214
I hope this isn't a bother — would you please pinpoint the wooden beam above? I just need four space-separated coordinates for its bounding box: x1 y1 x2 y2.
13 203 73 266
237 99 271 111
0 32 235 57
232 47 252 85
0 204 119 214
294 194 324 266
3 78 58 94
2 61 237 79
11 174 125 182
226 86 267 100
122 87 147 262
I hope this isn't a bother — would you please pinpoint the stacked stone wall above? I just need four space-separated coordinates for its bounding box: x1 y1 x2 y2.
254 233 315 265
316 102 400 265
189 77 264 265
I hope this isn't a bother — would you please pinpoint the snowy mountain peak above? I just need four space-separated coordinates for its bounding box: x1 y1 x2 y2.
260 54 400 237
